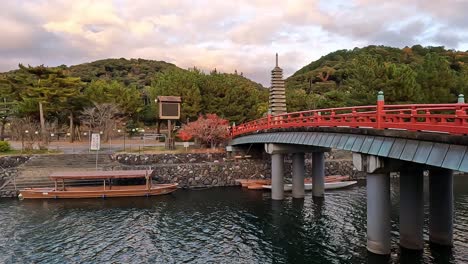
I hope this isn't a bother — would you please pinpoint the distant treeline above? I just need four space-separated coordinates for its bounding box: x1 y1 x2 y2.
0 59 268 136
286 45 468 111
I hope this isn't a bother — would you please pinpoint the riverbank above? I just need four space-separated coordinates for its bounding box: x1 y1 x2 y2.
0 151 359 198
111 152 361 188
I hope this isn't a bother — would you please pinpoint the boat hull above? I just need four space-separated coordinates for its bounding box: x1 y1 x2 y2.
236 179 271 188
262 181 357 191
19 184 178 199
237 176 351 189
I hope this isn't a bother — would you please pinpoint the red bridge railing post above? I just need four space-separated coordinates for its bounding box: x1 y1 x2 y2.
267 114 271 129
457 94 466 126
377 91 385 129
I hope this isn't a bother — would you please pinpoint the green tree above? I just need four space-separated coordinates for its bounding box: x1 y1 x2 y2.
0 75 20 140
383 63 422 103
455 65 468 96
15 65 83 145
416 53 457 103
146 69 202 122
84 80 143 117
344 55 422 104
343 54 387 105
0 99 16 141
199 72 266 123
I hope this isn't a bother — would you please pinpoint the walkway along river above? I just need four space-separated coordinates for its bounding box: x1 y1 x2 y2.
0 176 467 263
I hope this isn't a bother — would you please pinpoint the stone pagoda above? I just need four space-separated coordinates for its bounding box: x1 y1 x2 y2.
269 53 287 115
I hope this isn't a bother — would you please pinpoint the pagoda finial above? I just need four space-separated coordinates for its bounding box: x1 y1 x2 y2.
275 53 278 67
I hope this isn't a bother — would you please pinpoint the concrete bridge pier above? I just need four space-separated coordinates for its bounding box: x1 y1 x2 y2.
367 172 391 255
292 153 305 199
353 154 391 255
429 168 453 246
265 144 330 201
399 167 424 250
271 153 285 200
311 152 325 198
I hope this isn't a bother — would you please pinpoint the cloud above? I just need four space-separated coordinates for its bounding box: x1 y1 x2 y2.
325 0 468 48
0 0 467 85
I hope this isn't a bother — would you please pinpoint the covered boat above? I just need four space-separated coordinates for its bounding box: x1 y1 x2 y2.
19 170 178 199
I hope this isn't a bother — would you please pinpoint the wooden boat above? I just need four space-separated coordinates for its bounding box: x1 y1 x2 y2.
238 175 351 190
19 170 178 199
236 179 271 188
247 184 266 190
262 181 358 191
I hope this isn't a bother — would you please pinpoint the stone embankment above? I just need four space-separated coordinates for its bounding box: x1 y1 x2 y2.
0 156 30 198
0 156 29 168
111 151 362 188
111 153 266 188
0 154 117 198
0 151 360 197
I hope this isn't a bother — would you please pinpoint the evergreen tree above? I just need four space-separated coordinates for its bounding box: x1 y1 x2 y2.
416 53 457 103
17 65 83 144
147 69 203 121
84 80 143 118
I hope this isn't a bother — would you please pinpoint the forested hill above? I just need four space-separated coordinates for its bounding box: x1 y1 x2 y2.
0 58 268 125
67 58 179 88
65 58 268 123
285 45 468 112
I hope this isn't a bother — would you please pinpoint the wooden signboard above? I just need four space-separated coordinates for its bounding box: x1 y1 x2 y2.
156 96 182 120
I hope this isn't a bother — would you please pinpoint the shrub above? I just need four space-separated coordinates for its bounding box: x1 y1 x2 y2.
0 141 11 152
178 114 229 148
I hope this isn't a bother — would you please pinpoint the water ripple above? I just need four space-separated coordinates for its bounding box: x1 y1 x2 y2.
0 176 467 263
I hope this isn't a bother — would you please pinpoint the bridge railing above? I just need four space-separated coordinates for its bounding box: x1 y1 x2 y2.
231 93 468 137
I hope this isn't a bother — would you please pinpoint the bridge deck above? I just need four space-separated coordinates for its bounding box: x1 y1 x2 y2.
231 131 468 173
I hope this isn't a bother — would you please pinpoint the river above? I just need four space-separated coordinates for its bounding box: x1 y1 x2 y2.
0 176 467 264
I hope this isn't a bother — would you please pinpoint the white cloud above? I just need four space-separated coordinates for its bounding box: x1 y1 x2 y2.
0 0 467 85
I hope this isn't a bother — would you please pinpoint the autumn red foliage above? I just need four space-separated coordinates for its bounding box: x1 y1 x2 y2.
178 114 230 148
177 130 193 141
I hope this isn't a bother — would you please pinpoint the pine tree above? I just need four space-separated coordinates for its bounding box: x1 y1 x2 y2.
18 65 83 144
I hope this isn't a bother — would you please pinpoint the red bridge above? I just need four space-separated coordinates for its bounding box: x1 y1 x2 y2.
228 92 467 255
232 92 468 137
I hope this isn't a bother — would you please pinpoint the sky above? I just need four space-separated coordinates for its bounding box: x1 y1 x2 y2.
1 0 468 86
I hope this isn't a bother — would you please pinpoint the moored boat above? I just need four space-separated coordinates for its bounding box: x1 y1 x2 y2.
262 181 357 191
237 175 351 190
236 179 271 188
19 170 178 199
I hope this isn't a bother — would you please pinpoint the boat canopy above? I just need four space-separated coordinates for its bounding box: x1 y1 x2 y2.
49 170 152 180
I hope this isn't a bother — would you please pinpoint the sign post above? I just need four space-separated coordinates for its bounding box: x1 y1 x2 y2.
91 133 101 170
155 96 182 150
